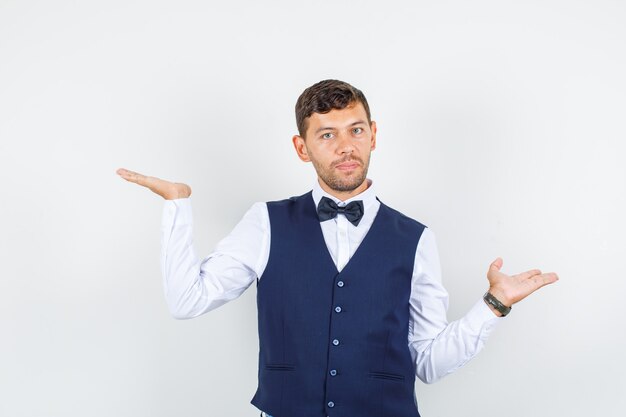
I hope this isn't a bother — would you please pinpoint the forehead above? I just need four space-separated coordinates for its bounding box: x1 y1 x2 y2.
306 102 369 131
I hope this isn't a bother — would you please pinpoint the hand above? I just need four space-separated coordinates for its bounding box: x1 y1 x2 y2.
486 257 559 316
116 168 192 200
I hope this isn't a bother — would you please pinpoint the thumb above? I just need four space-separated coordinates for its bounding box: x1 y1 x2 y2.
489 257 503 272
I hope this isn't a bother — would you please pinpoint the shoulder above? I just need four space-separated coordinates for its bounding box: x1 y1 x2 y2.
231 201 269 231
379 200 428 232
266 191 313 208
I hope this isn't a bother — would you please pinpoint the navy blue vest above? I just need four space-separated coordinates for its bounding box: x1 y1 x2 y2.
251 191 426 417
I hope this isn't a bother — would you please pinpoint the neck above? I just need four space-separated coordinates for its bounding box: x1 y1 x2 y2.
318 178 369 202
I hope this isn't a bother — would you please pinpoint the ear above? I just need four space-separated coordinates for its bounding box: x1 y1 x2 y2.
370 120 377 151
292 135 311 162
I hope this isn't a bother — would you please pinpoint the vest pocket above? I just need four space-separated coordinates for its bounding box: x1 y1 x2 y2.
264 364 295 371
368 371 405 381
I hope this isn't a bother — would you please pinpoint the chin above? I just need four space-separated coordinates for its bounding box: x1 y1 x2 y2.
335 179 366 192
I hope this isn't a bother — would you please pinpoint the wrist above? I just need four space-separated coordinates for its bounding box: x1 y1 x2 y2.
484 298 504 317
164 184 192 200
483 291 512 317
176 183 192 199
487 287 513 307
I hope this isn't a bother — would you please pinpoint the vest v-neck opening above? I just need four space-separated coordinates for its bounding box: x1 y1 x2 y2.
305 192 386 275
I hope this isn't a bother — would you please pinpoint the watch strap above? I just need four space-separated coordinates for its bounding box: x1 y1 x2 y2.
483 292 512 316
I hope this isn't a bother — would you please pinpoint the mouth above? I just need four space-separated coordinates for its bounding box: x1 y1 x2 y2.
335 161 360 171
335 159 360 171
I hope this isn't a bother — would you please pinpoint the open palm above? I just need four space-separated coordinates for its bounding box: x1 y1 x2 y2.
486 257 559 308
116 168 192 200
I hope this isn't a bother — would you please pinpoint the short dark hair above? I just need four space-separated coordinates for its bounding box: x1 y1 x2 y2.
295 79 371 138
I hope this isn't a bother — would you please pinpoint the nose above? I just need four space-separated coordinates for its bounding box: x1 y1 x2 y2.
335 132 354 155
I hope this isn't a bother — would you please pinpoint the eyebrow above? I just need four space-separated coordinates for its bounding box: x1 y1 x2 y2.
314 120 367 135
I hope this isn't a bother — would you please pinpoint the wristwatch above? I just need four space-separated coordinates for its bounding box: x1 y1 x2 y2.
483 292 512 316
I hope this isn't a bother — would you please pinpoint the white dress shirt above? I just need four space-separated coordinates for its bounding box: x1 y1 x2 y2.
160 179 501 384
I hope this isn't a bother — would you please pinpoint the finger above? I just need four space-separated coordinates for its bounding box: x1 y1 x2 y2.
515 268 543 281
116 168 151 187
489 257 503 272
528 272 559 291
116 168 140 182
540 272 559 285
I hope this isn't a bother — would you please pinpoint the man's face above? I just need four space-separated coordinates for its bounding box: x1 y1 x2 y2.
292 102 377 196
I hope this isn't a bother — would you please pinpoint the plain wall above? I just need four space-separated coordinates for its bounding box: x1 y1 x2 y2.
1 0 625 416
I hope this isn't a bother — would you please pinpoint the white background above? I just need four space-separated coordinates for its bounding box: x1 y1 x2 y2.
1 0 625 416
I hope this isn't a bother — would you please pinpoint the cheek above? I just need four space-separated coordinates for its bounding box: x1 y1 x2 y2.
359 142 373 153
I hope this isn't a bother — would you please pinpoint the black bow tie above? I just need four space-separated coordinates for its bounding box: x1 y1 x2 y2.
317 196 364 227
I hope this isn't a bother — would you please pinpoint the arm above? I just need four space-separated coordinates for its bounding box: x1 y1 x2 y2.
161 198 269 319
116 167 270 319
408 228 558 384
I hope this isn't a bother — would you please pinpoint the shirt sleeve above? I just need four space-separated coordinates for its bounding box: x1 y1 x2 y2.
160 197 270 319
408 227 501 384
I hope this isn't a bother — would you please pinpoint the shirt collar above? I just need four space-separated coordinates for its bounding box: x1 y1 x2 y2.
312 178 377 212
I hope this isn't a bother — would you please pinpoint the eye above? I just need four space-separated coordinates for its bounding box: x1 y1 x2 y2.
352 127 363 134
322 132 334 139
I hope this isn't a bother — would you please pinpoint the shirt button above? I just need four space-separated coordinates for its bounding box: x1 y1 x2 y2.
334 306 342 313
337 281 344 287
328 401 335 408
332 339 339 346
330 369 337 376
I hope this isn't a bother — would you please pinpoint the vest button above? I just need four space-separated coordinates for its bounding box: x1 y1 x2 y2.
327 401 335 408
337 281 344 287
334 306 342 313
330 369 337 376
332 339 339 346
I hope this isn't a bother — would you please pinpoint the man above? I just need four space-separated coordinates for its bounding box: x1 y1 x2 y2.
116 79 558 417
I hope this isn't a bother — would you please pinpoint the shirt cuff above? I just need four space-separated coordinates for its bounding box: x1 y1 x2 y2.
161 197 193 229
464 298 503 339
